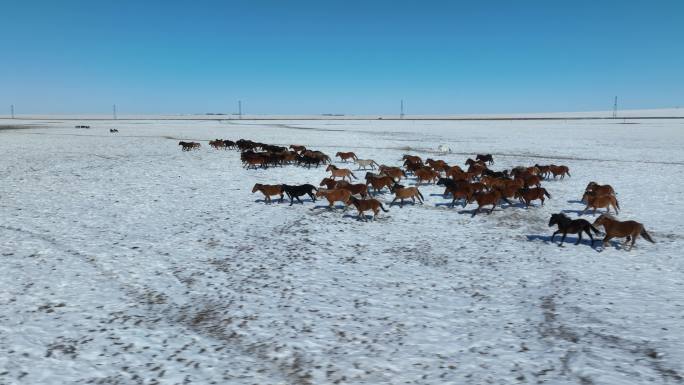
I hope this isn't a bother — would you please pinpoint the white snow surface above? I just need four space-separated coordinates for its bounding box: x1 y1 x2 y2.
1 118 683 385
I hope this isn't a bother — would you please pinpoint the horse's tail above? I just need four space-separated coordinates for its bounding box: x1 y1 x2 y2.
615 197 620 210
379 203 389 212
640 228 655 243
590 225 601 235
543 188 551 198
417 189 425 202
566 170 571 177
350 172 357 180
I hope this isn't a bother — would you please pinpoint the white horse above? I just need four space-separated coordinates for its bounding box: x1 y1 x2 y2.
355 159 380 170
437 144 451 153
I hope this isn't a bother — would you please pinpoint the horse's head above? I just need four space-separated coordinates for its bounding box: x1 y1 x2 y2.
315 190 326 197
251 184 261 193
548 213 563 227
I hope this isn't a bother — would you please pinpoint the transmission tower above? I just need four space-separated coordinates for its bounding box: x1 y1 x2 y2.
612 96 618 118
238 100 242 119
10 104 14 119
400 100 404 119
113 104 117 120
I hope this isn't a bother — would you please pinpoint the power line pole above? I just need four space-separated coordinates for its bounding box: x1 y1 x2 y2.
612 96 618 118
238 100 242 119
10 104 14 119
400 100 404 119
113 104 117 120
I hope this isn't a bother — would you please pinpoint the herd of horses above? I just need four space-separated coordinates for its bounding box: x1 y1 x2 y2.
180 138 655 250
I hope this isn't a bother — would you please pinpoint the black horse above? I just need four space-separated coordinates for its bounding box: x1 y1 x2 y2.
296 155 321 169
482 169 509 179
281 184 318 206
476 154 494 165
548 213 601 246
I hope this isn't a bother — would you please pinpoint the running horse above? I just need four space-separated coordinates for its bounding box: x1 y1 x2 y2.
335 151 358 162
476 154 494 165
548 213 600 246
315 189 352 209
389 184 424 208
593 213 655 250
281 184 318 206
326 165 357 182
346 196 389 221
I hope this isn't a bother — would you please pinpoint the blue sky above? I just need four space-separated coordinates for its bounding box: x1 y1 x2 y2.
1 0 683 115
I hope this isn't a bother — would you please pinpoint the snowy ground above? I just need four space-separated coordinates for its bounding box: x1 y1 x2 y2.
1 118 683 385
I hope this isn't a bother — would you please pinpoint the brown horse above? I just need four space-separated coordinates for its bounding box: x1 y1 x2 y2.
414 168 440 185
447 183 476 208
289 144 306 153
518 174 542 188
549 165 571 179
365 175 396 194
404 162 426 175
252 184 284 203
378 166 406 181
402 155 422 165
326 165 357 182
346 196 389 221
335 151 358 162
447 168 476 181
179 141 201 151
315 189 352 209
584 182 616 201
243 154 268 169
335 181 370 198
593 214 655 250
389 184 424 207
319 178 338 189
515 187 551 207
209 139 226 149
582 191 619 215
469 190 511 216
426 159 449 173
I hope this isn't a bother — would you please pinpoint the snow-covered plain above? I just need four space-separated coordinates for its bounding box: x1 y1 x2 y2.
1 118 683 385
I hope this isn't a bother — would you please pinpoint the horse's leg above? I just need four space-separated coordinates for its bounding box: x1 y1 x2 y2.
575 231 582 245
602 235 613 248
279 193 284 203
629 232 638 250
559 232 567 246
391 197 398 207
296 196 303 205
489 204 495 214
551 230 559 242
400 198 404 208
585 228 595 246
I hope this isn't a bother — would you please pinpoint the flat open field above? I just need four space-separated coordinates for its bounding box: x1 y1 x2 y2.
1 119 683 385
